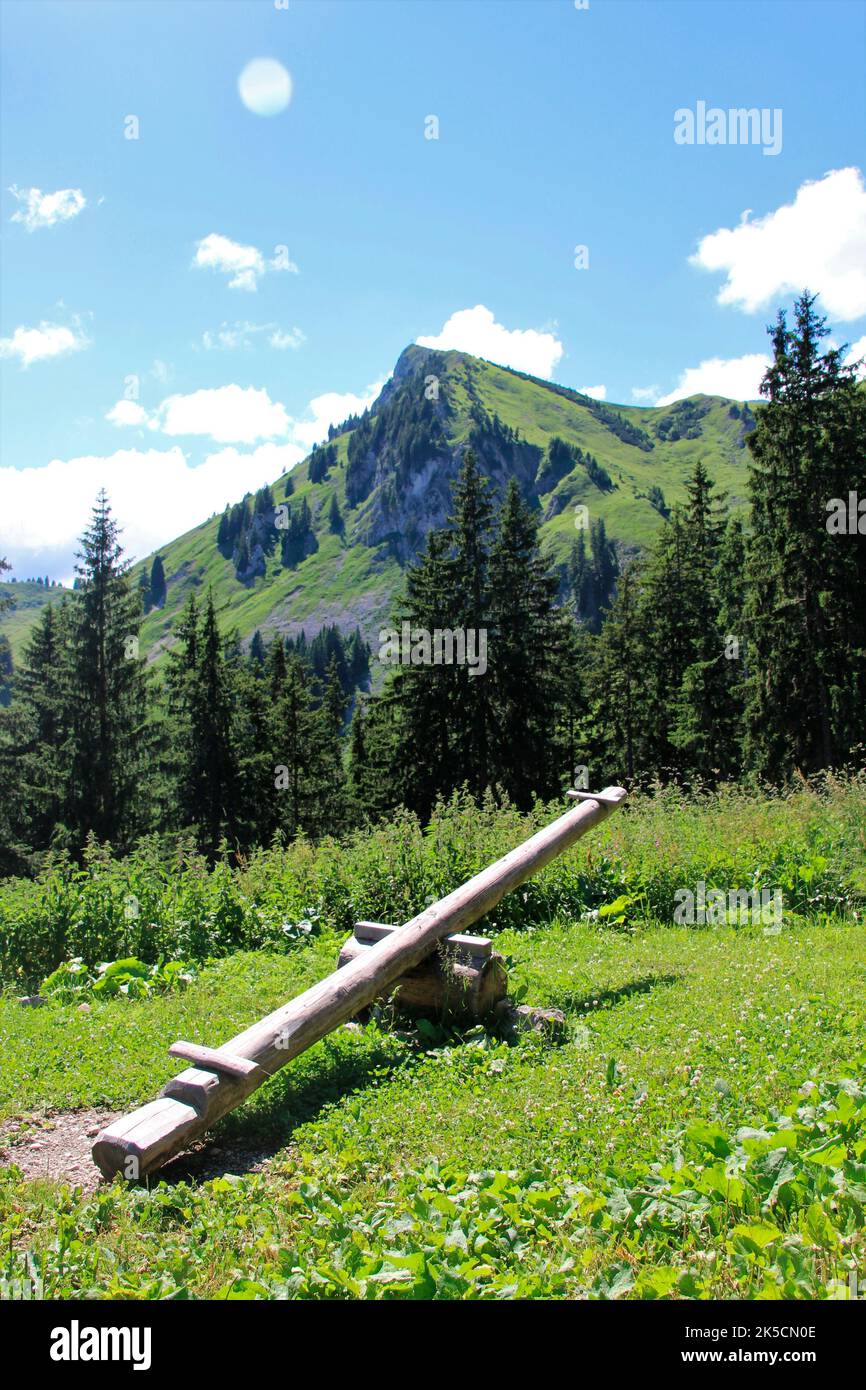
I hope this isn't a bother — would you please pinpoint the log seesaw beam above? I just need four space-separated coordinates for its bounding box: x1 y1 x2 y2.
92 786 627 1180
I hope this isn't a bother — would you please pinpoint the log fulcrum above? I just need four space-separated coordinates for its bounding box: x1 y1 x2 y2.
92 786 627 1180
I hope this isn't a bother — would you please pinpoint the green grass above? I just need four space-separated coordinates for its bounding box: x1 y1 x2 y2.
0 582 71 665
2 782 864 1299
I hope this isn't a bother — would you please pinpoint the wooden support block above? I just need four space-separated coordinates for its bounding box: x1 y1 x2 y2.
354 920 492 960
338 934 507 1022
168 1041 261 1079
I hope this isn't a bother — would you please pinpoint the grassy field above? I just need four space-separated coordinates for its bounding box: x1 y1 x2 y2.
1 781 864 1300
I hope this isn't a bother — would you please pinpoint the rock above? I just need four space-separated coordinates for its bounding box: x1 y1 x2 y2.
77 1003 91 1014
494 1000 568 1042
18 995 46 1007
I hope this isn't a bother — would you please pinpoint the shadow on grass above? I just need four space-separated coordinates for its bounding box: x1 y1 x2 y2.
150 976 681 1187
155 1028 408 1186
550 973 681 1015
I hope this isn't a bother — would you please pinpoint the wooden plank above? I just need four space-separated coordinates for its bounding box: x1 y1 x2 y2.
93 786 627 1180
354 920 492 958
566 789 626 805
168 1042 261 1079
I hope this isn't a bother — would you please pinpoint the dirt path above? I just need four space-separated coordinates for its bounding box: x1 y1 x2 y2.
0 1109 120 1194
0 1109 292 1191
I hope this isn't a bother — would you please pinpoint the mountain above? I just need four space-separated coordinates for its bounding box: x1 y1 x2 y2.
0 580 71 666
4 347 758 665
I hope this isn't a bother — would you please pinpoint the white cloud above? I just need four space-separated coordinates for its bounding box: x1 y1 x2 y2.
291 380 385 452
844 335 866 379
0 446 286 582
0 318 89 367
193 232 298 291
579 383 606 400
150 359 171 383
106 400 148 427
202 321 260 350
631 384 659 402
193 233 264 291
417 305 563 379
3 372 386 578
202 439 306 480
690 167 866 321
156 384 291 445
9 185 86 231
269 327 305 350
104 374 380 453
656 353 770 406
201 321 305 351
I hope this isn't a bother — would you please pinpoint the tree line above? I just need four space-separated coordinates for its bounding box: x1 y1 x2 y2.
0 294 863 871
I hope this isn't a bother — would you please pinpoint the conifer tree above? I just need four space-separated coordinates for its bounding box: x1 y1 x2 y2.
167 590 239 855
0 599 69 859
448 448 495 798
668 461 742 780
60 492 151 848
743 293 866 776
149 554 167 609
388 528 459 818
328 492 344 535
488 480 568 806
585 560 648 782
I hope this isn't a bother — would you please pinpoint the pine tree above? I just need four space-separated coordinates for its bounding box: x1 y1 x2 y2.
167 590 240 855
585 560 648 783
249 629 267 668
668 461 742 780
149 554 167 609
743 293 866 777
59 492 151 848
447 449 495 798
0 599 69 858
487 480 568 807
328 492 344 535
388 528 460 818
271 654 327 838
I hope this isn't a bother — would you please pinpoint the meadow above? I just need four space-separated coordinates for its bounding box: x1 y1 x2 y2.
0 777 864 1300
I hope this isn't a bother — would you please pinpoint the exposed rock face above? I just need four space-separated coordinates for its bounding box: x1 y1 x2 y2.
345 346 543 564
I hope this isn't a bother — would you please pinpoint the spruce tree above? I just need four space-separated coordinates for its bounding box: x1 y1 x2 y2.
669 461 742 780
167 590 240 855
585 560 648 783
0 599 69 858
149 554 167 609
488 480 568 807
60 492 151 848
447 448 495 798
328 492 344 535
743 293 866 777
388 528 460 818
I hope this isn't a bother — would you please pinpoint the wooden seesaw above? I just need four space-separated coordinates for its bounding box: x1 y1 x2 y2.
92 786 627 1180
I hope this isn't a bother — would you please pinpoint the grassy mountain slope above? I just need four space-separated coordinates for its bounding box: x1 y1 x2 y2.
2 348 757 666
0 582 71 665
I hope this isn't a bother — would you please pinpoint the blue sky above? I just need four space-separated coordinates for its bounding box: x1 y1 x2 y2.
1 0 864 581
